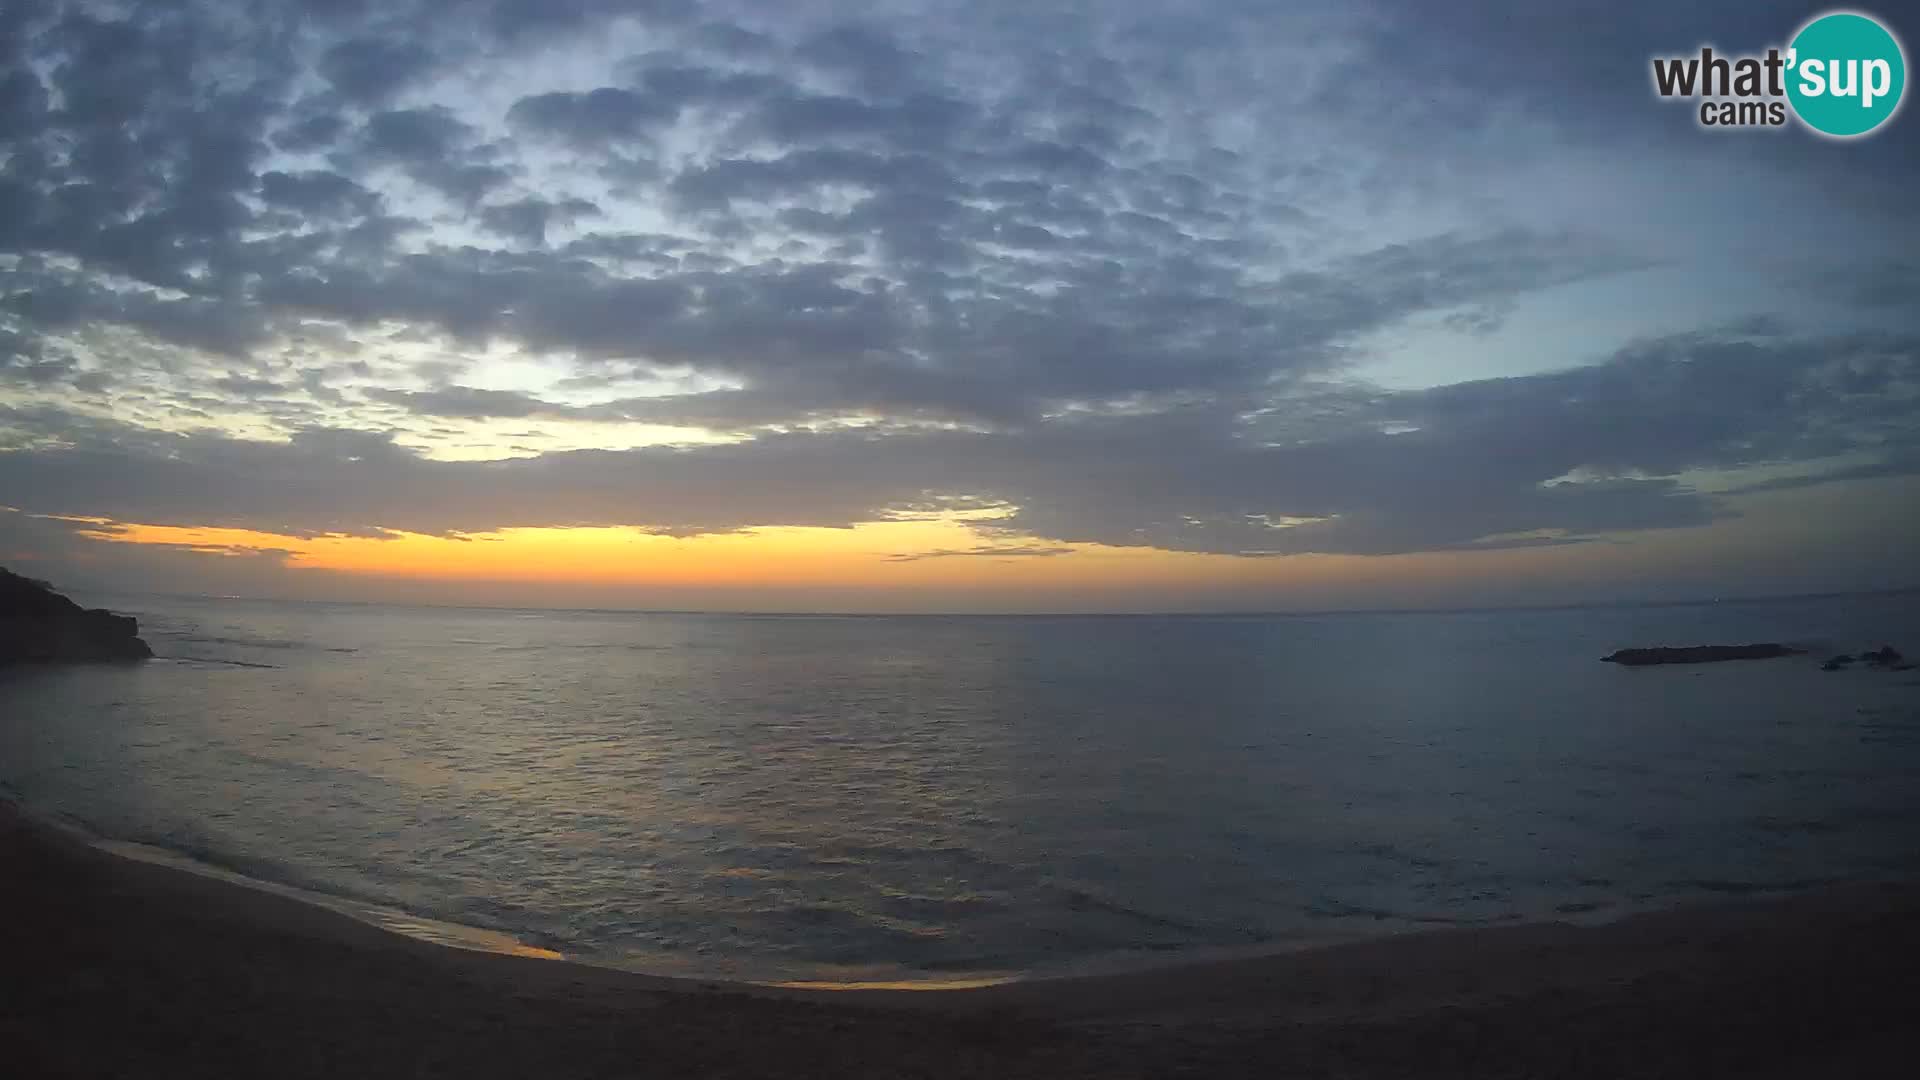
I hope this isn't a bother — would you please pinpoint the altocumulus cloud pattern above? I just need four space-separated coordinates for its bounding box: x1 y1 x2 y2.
0 0 1916 603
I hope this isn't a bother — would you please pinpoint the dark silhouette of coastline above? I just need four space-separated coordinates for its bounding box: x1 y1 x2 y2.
0 566 152 664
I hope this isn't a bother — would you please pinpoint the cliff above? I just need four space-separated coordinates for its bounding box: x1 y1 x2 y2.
0 568 153 664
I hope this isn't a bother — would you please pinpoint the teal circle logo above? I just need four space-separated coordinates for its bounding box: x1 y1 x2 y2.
1786 12 1907 137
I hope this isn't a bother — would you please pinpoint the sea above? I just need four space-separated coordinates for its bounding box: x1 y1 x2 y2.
3 590 1918 984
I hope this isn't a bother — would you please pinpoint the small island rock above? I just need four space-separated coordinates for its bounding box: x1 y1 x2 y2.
1600 644 1805 666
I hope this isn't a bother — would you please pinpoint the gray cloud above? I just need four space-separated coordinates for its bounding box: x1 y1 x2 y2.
273 110 348 152
887 544 1074 561
261 170 380 220
476 196 602 247
0 0 1915 602
5 327 1914 559
345 107 514 203
318 37 437 104
364 385 550 420
356 106 468 160
507 88 673 146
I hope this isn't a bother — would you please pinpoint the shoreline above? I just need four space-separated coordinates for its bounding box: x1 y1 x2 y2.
11 795 1859 993
7 797 1920 1076
7 797 1032 988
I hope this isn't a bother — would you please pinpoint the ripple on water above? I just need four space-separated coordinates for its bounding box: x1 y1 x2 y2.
3 593 1918 981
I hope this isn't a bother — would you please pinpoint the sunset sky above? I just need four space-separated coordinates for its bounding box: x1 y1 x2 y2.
1 0 1916 611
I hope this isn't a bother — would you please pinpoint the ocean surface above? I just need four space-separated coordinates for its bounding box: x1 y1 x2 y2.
3 591 1918 984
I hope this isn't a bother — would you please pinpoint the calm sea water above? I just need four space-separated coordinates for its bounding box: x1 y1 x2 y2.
3 592 1918 982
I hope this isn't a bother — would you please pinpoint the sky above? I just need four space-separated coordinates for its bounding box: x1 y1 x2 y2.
0 0 1916 612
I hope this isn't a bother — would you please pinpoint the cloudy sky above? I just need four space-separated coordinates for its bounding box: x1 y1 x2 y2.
1 0 1916 611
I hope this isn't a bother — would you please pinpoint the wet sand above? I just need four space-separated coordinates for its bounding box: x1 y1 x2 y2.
4 799 1917 1078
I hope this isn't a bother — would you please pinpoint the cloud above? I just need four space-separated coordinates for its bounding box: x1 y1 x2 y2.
476 196 602 246
506 88 673 146
260 170 381 220
1803 259 1920 311
272 110 348 152
346 107 513 203
363 385 551 420
886 544 1074 561
318 37 437 104
213 374 286 397
356 106 468 160
0 0 1915 603
5 326 1914 559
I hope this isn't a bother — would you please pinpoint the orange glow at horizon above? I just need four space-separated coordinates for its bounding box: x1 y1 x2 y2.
74 517 1266 591
29 472 1920 610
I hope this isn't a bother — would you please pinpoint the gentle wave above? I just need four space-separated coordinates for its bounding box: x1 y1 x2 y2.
3 591 1917 983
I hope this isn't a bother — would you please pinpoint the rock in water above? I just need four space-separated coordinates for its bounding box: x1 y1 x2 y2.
1819 647 1912 673
1600 644 1804 666
0 567 153 664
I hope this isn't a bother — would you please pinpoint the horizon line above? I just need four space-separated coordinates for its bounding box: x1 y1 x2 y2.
65 581 1920 621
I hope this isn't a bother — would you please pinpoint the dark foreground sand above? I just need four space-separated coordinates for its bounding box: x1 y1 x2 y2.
4 801 1917 1078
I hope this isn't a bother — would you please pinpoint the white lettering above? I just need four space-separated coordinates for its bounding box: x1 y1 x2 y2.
1829 58 1858 99
1862 59 1891 108
1800 57 1827 96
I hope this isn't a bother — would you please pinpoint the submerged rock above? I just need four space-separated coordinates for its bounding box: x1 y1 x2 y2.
0 567 153 664
1600 643 1804 666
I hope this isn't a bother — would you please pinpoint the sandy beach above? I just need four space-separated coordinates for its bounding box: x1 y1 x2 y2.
4 799 1917 1078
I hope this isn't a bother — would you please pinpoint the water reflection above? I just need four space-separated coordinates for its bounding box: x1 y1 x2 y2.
2 593 1917 982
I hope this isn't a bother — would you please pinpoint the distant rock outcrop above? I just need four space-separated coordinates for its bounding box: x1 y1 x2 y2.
1600 643 1804 666
0 568 153 664
1862 645 1904 667
1825 646 1911 672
